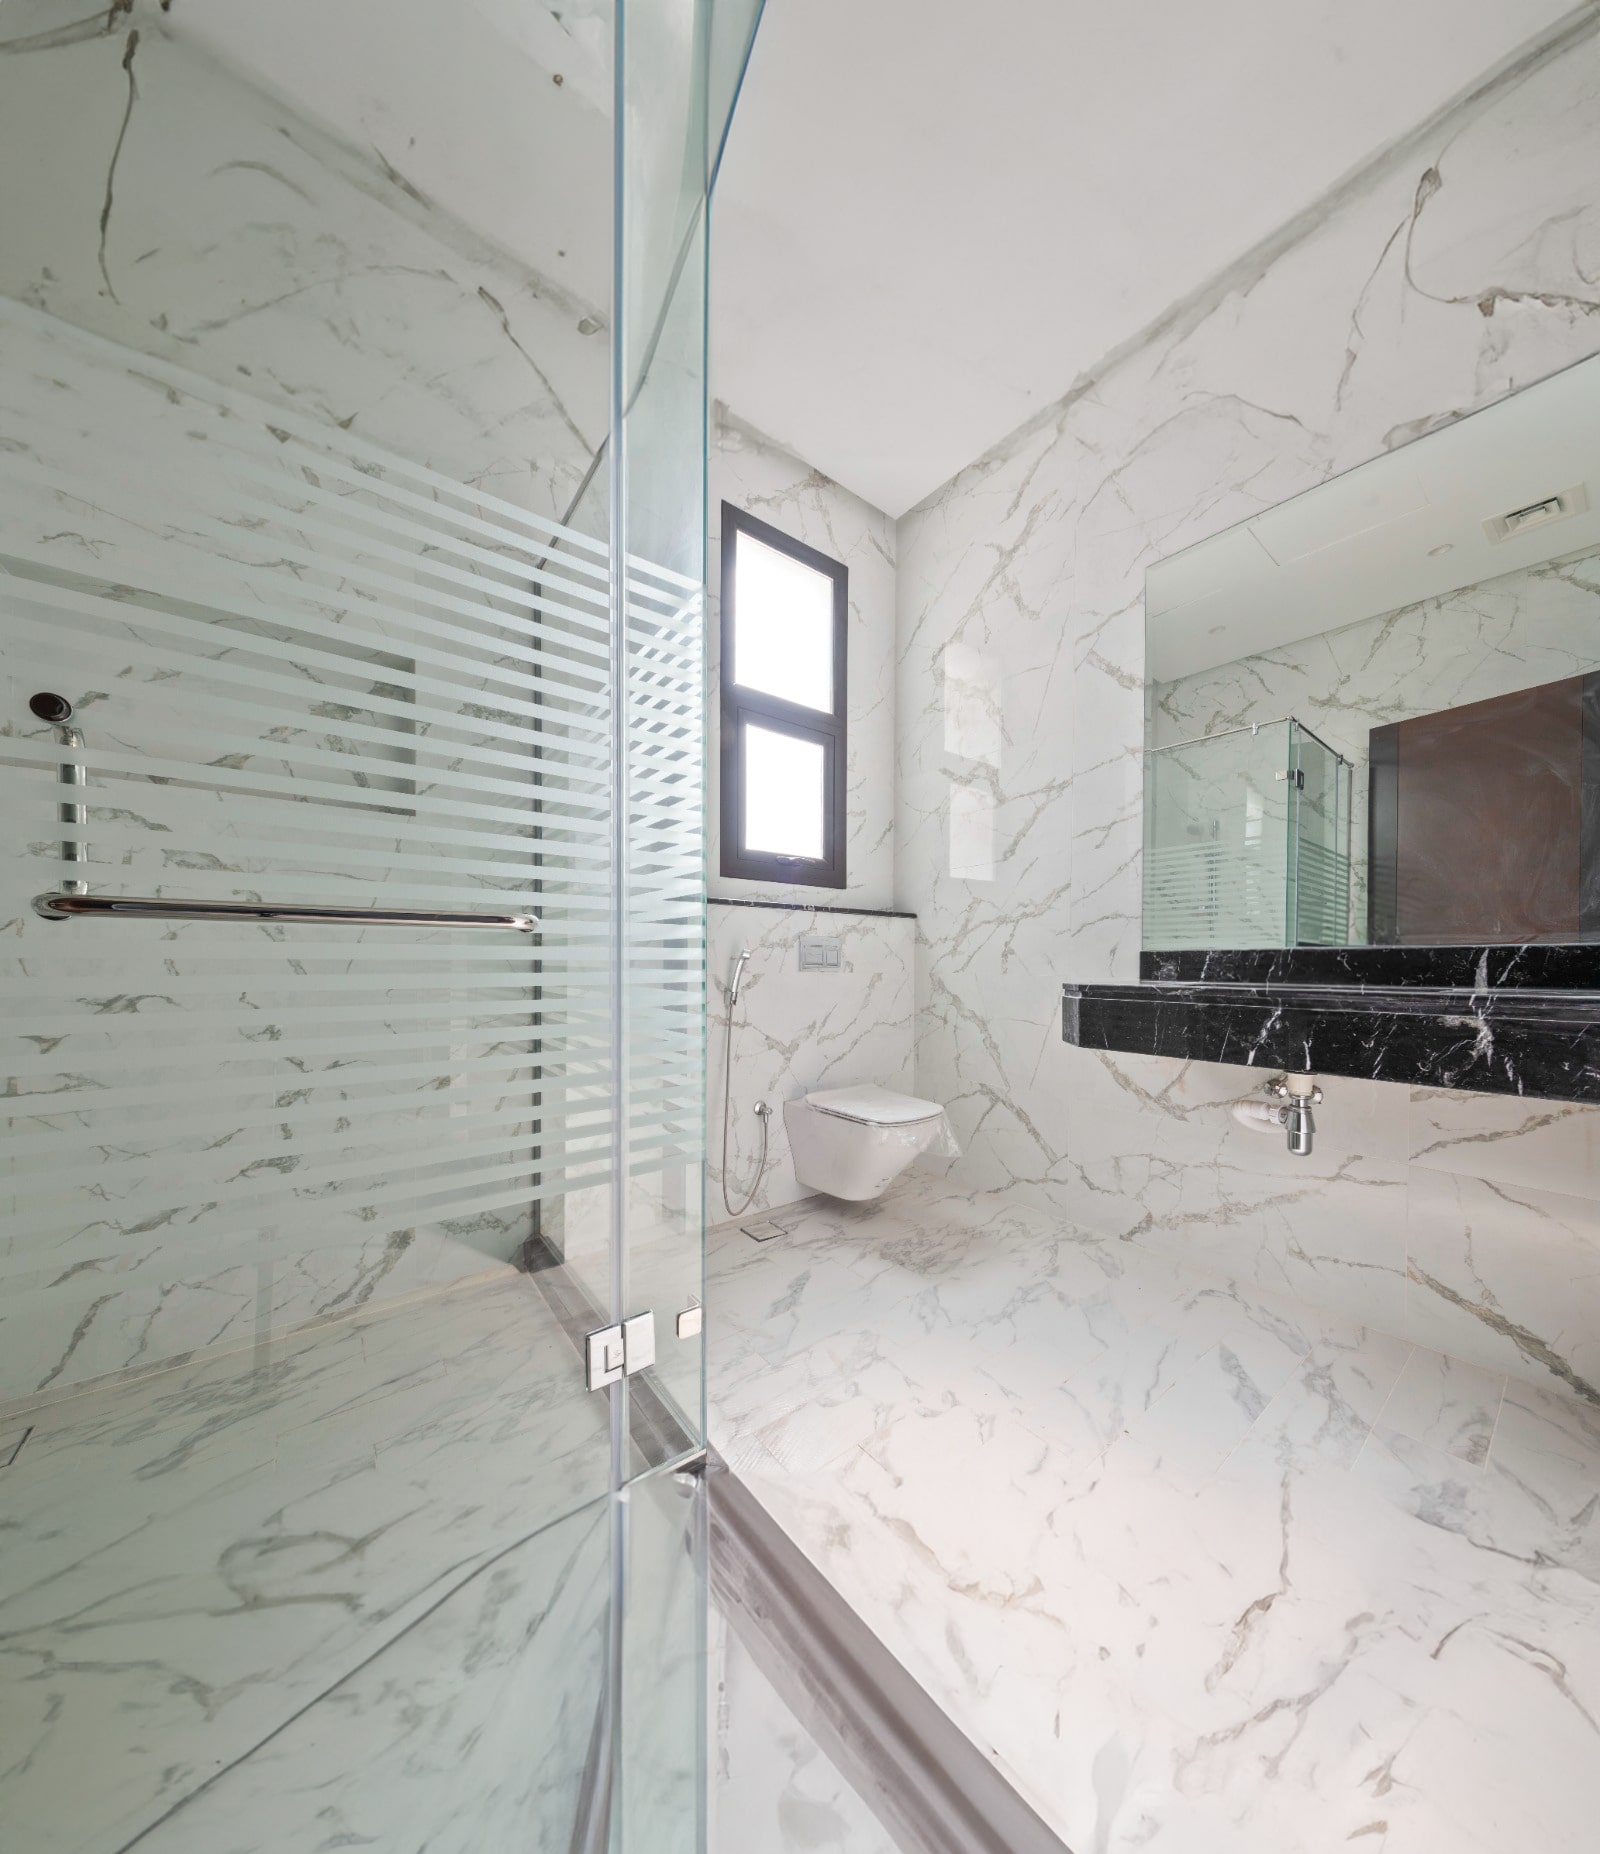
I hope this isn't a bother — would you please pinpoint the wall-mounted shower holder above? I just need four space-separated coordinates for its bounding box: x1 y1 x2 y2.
24 692 537 932
29 692 87 898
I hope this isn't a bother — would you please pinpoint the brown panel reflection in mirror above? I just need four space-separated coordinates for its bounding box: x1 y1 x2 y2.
1368 673 1600 945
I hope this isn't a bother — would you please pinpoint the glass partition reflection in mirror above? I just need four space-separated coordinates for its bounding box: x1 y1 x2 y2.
1142 351 1600 950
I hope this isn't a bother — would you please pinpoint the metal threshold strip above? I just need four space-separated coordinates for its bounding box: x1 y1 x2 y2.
708 1453 1075 1854
32 892 538 931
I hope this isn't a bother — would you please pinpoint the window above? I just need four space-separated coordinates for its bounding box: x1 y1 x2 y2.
719 502 847 888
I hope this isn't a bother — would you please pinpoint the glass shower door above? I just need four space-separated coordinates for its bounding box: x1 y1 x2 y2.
1143 720 1354 949
1143 722 1294 946
1288 719 1354 946
0 4 716 1850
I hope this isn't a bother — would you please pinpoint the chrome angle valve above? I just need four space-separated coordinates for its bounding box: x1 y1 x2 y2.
1261 1074 1323 1157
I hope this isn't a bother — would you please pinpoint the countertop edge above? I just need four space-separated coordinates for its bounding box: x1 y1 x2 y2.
1062 979 1600 1105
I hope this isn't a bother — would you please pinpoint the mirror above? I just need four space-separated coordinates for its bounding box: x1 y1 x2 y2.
1142 352 1600 951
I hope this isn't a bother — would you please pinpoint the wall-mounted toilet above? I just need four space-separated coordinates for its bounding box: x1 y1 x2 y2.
784 1083 948 1202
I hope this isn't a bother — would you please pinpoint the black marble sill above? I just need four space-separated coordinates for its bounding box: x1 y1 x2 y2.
708 895 916 921
1142 945 1600 989
1064 977 1600 1104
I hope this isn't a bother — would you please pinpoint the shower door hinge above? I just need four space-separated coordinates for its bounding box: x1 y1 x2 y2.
585 1312 656 1391
1274 768 1305 788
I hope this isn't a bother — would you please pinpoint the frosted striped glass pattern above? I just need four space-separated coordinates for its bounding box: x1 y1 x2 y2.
1291 841 1353 945
1289 725 1354 947
1144 725 1292 948
0 301 702 1399
1144 719 1353 949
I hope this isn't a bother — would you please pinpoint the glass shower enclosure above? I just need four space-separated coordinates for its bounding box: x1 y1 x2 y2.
1143 718 1354 948
0 2 754 1848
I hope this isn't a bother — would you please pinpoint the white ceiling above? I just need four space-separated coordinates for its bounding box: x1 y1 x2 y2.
1146 348 1600 683
713 0 1575 518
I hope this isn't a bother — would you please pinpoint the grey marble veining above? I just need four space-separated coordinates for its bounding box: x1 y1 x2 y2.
0 7 611 1400
1063 973 1600 1106
709 901 916 1217
135 1502 611 1854
709 1175 1600 1853
0 1272 611 1852
0 298 558 1403
704 417 912 1224
894 23 1600 1350
0 6 603 517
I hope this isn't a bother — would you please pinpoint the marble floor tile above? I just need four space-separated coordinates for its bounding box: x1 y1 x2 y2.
1373 1345 1507 1466
1228 1329 1414 1471
1403 1167 1600 1400
709 1178 1600 1854
130 1500 612 1854
0 1273 611 1854
1119 1332 1305 1487
753 1352 943 1475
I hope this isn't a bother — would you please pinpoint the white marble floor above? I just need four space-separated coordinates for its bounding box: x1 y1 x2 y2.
0 1269 613 1853
707 1178 1600 1854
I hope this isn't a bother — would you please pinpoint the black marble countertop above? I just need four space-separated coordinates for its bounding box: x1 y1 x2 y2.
1140 945 1600 989
1064 946 1600 1103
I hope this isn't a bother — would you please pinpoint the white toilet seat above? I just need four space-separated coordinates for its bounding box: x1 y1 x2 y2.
804 1083 943 1127
786 1083 950 1201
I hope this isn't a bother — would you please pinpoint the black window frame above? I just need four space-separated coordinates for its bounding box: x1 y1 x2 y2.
719 501 848 889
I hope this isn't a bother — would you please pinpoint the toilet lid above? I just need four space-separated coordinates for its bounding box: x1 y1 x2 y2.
805 1083 943 1127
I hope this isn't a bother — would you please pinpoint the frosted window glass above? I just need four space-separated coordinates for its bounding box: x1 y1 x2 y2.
744 724 824 859
732 530 833 713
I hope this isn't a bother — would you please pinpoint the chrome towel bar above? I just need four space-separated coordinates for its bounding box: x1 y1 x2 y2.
24 694 537 933
32 893 538 932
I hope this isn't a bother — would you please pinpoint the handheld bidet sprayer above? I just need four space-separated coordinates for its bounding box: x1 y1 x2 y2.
720 946 769 1216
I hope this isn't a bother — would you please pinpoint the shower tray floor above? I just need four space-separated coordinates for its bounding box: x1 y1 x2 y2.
707 1176 1600 1854
0 1267 612 1852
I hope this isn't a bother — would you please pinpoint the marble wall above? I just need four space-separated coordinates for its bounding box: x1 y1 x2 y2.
707 419 914 1221
894 21 1600 1398
0 4 605 515
710 413 899 911
709 900 915 1219
0 9 604 1403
